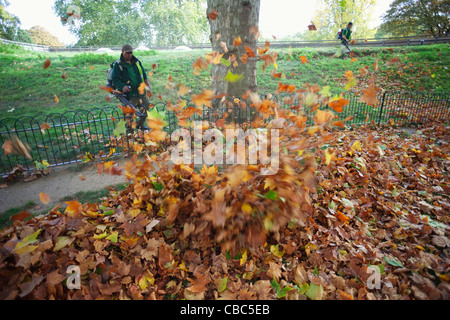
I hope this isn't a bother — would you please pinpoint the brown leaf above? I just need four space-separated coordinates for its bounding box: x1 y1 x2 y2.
43 59 51 69
207 9 218 20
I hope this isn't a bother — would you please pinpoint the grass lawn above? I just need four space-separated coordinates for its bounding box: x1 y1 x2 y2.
1 43 448 119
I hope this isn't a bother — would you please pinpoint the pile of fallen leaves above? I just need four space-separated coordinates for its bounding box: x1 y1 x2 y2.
0 117 448 300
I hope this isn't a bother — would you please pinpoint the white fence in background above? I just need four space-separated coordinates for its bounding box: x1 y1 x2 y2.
1 36 449 53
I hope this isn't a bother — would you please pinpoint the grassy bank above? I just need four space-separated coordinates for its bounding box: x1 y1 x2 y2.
0 43 448 119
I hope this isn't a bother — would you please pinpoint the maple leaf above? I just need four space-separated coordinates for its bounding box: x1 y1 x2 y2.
360 83 379 106
244 45 256 58
328 97 349 113
192 89 214 109
313 109 334 125
188 266 211 293
64 200 82 217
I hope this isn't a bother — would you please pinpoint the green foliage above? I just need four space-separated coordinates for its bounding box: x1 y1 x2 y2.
305 0 377 41
68 52 116 66
52 0 208 46
0 2 19 40
28 26 63 46
379 0 450 38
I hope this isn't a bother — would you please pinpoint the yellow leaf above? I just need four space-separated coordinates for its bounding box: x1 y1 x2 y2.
106 231 118 243
54 95 59 103
240 250 248 266
223 70 244 83
325 149 336 166
351 141 362 152
93 231 108 240
241 202 252 215
270 244 285 258
53 236 73 251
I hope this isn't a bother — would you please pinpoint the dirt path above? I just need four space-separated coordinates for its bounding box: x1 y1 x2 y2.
0 157 133 214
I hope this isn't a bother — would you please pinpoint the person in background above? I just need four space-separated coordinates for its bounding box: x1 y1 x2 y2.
338 22 353 58
111 44 152 129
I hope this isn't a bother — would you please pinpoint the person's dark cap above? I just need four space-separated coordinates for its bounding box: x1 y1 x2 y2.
348 22 353 25
122 44 133 52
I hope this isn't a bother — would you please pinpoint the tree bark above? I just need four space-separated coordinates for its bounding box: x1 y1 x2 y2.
206 0 260 98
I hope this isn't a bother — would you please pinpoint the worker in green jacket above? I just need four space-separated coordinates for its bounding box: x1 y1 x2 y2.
112 44 152 130
338 22 353 59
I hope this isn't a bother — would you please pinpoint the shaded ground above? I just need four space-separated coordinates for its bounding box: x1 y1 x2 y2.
0 157 132 215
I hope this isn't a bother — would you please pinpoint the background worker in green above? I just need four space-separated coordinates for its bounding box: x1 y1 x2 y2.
338 22 353 58
112 44 152 129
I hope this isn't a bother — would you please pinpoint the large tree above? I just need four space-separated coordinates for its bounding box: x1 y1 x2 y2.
206 0 260 98
305 0 377 41
379 0 450 38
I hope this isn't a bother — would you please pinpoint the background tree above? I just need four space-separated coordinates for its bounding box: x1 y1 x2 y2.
379 0 450 38
305 0 377 41
28 26 63 46
53 0 208 46
143 0 209 46
207 0 260 98
0 0 20 40
53 0 147 46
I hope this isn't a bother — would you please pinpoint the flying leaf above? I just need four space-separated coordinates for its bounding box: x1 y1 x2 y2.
328 98 349 113
43 59 51 69
207 9 218 20
39 193 51 205
113 120 127 137
360 84 379 106
223 70 244 83
233 37 242 47
300 56 309 64
192 89 214 109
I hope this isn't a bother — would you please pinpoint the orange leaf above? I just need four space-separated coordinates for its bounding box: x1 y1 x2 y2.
332 121 345 128
244 46 256 58
43 58 51 69
300 55 309 64
65 200 82 216
344 70 354 80
10 211 31 222
313 109 334 125
192 56 208 75
328 98 349 113
239 54 248 64
360 84 379 106
40 123 51 131
192 89 214 109
207 9 218 20
54 95 59 103
233 37 242 47
39 192 51 205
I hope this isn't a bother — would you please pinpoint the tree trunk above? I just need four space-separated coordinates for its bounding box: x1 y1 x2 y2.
206 0 260 98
